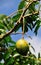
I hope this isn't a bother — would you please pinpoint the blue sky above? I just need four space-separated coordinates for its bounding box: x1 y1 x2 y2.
0 0 20 15
0 0 41 57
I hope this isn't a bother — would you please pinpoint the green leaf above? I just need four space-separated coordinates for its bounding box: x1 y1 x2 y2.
0 14 6 20
4 35 15 45
5 18 14 30
0 21 6 30
4 50 11 60
18 1 26 10
27 24 32 30
34 20 41 35
12 14 21 22
29 1 39 13
0 29 6 34
14 23 22 32
0 16 14 30
5 57 14 65
12 10 23 23
3 18 11 30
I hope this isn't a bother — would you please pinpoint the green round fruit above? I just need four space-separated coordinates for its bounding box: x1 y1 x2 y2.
16 39 29 56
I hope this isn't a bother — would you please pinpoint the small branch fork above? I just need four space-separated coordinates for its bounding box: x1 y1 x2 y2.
0 0 39 41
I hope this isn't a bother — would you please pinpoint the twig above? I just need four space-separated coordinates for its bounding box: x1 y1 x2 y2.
22 17 25 39
24 11 39 18
11 32 23 35
6 9 23 18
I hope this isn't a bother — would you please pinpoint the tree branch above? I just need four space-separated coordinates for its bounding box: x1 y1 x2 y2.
0 0 38 41
24 11 39 18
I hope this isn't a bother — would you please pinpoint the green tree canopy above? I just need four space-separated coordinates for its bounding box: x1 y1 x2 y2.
0 0 41 65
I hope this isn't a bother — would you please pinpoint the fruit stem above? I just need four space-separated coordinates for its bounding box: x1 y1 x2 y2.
22 17 25 39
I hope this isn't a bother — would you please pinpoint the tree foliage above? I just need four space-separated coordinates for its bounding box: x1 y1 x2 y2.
0 0 41 65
